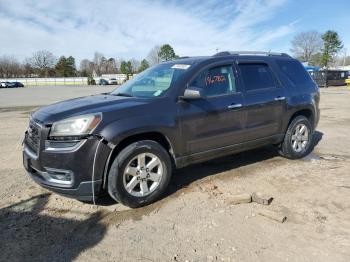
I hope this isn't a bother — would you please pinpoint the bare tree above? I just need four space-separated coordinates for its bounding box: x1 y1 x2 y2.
129 58 141 73
99 56 108 74
23 58 35 77
336 48 348 66
0 55 22 78
93 52 104 75
115 58 122 73
106 58 117 74
79 59 94 76
81 53 119 76
147 45 161 66
27 50 56 77
290 31 323 62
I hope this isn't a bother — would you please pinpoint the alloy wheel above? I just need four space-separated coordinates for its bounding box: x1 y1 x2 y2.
291 123 309 153
122 153 163 197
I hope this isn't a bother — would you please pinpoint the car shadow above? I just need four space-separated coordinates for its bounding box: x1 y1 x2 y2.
96 130 323 205
166 130 324 197
0 193 107 262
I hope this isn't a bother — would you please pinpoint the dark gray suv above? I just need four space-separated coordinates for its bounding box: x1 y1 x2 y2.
23 51 320 208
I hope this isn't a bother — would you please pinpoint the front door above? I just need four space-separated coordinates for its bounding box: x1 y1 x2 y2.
178 64 246 154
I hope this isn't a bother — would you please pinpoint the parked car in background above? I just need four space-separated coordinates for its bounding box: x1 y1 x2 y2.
108 78 118 85
0 81 24 88
8 82 24 88
98 79 109 85
23 51 320 208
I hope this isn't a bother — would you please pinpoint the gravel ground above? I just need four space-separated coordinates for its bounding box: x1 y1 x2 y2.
0 86 350 262
0 85 116 108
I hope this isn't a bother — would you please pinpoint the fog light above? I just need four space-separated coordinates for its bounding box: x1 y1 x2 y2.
45 168 73 185
50 172 71 181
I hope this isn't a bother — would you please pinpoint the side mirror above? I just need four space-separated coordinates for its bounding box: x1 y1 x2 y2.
182 86 205 100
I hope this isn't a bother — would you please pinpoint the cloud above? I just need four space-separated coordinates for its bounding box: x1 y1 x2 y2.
0 0 295 63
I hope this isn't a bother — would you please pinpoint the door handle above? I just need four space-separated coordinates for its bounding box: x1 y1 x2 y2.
274 96 286 101
227 103 242 109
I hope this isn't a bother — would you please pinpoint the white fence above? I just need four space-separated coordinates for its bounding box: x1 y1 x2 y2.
0 77 88 86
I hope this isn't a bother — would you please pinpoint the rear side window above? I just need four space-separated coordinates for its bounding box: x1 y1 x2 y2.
276 60 313 86
238 63 276 91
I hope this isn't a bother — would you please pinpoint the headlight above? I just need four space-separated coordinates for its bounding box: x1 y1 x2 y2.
50 113 102 137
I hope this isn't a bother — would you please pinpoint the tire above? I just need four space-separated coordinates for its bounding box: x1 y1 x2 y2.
279 116 313 159
107 140 172 208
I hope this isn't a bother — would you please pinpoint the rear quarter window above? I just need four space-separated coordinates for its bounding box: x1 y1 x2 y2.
276 60 313 86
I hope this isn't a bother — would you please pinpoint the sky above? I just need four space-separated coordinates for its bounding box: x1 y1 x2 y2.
0 0 349 64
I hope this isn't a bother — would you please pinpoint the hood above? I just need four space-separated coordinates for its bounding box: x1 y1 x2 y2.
32 94 150 124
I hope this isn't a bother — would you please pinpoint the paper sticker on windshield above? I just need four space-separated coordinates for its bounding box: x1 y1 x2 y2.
171 64 191 70
154 90 162 96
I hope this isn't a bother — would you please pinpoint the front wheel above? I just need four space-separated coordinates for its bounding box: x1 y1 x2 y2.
107 140 172 208
279 116 313 159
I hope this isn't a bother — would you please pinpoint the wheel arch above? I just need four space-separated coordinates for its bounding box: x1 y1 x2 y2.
287 108 315 130
102 131 176 189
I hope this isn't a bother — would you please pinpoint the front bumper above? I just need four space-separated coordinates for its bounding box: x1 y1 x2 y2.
23 131 111 200
27 168 103 201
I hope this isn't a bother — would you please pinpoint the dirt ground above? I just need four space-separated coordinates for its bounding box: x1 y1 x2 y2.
0 86 349 262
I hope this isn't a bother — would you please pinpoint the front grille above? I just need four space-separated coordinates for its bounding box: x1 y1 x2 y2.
25 120 41 154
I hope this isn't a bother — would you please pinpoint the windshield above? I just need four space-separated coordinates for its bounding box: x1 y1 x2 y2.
111 63 189 97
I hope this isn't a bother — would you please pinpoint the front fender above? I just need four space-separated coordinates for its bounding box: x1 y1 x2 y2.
98 114 180 154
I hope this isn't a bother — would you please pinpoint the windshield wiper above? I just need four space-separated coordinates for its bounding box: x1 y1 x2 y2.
111 92 133 97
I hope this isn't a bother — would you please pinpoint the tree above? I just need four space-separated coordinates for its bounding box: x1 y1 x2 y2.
321 30 343 69
120 60 133 79
138 59 150 72
158 44 176 61
130 58 141 73
343 56 350 66
290 31 323 62
335 48 349 67
0 55 22 78
106 58 117 74
80 54 118 76
308 53 323 67
23 58 35 77
93 52 104 75
67 56 77 76
147 45 161 65
79 59 94 76
99 56 108 74
115 58 122 73
27 50 56 77
55 56 76 77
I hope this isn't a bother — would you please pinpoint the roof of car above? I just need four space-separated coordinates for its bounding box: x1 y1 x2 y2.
167 51 294 65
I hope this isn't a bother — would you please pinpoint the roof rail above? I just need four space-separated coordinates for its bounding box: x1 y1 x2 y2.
213 51 231 56
213 51 290 57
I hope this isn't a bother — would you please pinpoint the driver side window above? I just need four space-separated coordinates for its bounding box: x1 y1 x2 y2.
190 65 237 96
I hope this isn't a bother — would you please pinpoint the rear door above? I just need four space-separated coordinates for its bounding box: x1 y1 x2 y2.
178 63 246 154
237 61 286 141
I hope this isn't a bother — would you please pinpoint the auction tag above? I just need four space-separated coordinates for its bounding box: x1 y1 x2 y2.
171 64 191 70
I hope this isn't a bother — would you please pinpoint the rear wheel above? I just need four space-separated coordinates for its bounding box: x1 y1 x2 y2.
279 116 313 159
107 140 172 208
